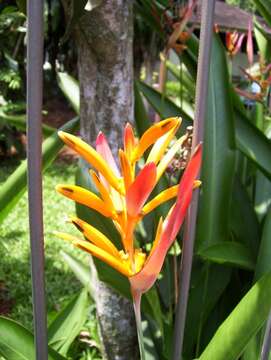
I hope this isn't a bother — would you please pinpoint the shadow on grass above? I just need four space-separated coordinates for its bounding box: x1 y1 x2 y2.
0 244 82 330
1 230 25 244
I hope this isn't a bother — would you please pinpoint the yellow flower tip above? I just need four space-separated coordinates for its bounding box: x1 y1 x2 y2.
58 130 65 140
132 117 182 162
55 184 73 196
58 131 76 147
53 231 80 244
64 215 73 223
160 117 181 131
193 180 202 188
173 116 182 128
69 216 85 233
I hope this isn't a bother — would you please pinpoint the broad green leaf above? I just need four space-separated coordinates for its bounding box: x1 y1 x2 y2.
196 34 236 250
199 271 271 360
255 209 271 281
198 242 255 271
0 117 79 224
255 21 271 63
234 104 271 180
254 115 271 220
252 0 271 27
61 250 95 297
0 112 54 137
0 317 65 360
183 263 231 357
134 81 151 136
230 178 260 255
137 81 192 132
255 171 271 219
57 72 80 114
184 33 236 358
244 209 271 359
48 288 89 355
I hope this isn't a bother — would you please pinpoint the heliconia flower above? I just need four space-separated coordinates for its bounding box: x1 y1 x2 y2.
226 30 245 57
55 118 202 358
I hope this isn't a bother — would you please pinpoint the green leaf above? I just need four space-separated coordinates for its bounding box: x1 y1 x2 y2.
0 316 65 360
165 60 195 96
0 112 55 137
57 73 80 114
142 320 160 360
61 250 95 298
234 104 271 180
16 0 26 14
137 81 192 133
230 178 260 256
254 115 271 220
134 81 151 136
243 209 271 359
183 263 231 357
196 34 236 249
254 20 271 62
255 171 271 219
252 0 271 27
48 288 89 355
0 117 79 224
199 271 271 360
198 242 255 270
255 209 271 281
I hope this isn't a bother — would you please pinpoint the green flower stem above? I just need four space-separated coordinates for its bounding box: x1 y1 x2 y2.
132 290 146 360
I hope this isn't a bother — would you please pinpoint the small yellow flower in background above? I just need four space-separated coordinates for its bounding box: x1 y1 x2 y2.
55 117 202 295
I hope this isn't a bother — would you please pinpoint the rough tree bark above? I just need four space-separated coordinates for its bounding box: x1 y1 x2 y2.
61 1 138 359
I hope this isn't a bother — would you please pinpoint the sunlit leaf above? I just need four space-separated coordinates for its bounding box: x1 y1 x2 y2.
199 272 271 360
48 288 89 355
0 317 65 360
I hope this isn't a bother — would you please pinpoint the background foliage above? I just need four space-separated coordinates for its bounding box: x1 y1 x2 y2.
1 0 271 359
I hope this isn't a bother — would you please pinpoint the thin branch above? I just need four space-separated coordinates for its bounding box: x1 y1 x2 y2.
172 0 216 359
27 1 48 359
261 310 271 360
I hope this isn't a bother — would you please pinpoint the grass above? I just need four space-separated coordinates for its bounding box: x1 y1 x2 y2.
0 159 88 330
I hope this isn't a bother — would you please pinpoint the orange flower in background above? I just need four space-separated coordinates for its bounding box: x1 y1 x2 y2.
55 118 202 294
226 19 254 65
226 31 245 57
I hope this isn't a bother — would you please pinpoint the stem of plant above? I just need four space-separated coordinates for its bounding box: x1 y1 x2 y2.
132 290 146 360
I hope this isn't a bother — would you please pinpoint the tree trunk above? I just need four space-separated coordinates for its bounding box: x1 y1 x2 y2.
63 1 138 359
